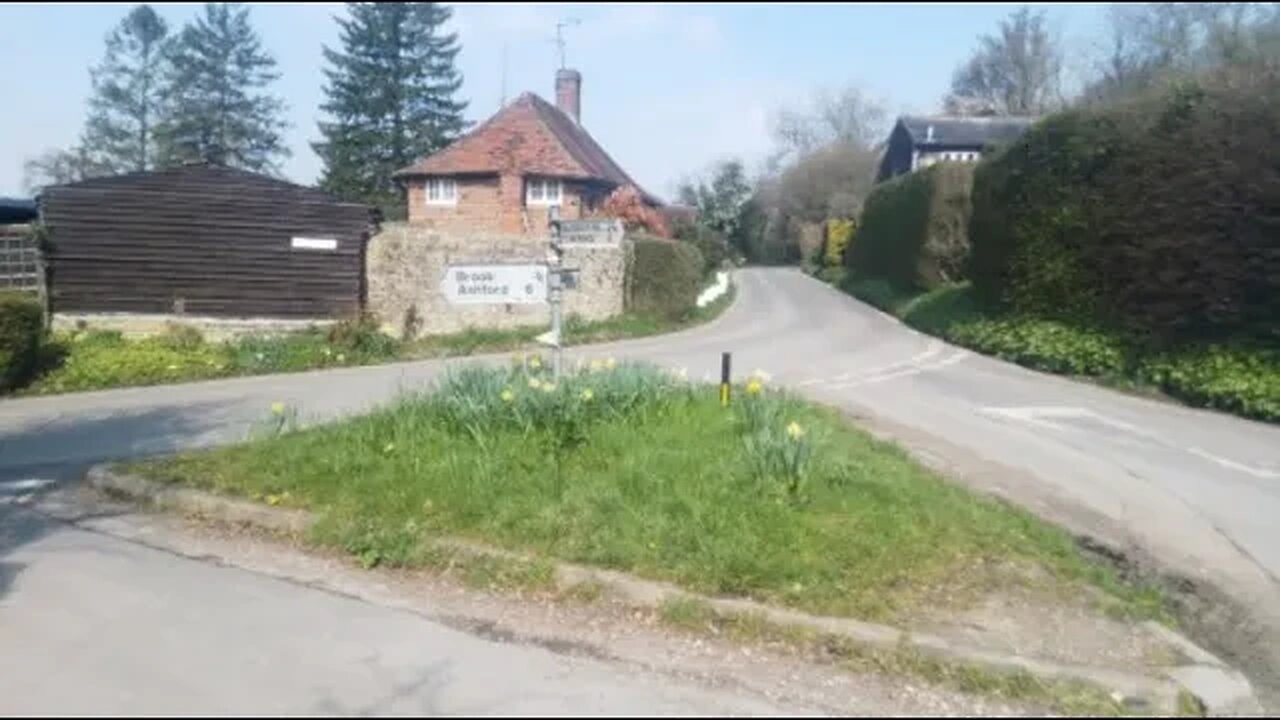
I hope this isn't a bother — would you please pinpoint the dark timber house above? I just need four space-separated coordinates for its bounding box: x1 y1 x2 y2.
39 163 378 319
875 115 1038 182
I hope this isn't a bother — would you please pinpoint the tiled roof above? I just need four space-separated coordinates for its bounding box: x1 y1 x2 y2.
900 115 1038 148
394 92 661 205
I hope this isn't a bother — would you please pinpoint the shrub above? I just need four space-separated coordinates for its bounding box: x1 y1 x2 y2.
840 278 909 314
600 185 671 238
673 221 731 277
1138 346 1280 422
850 162 974 291
626 235 704 321
823 218 855 268
327 313 400 356
969 70 1280 345
0 291 43 391
158 323 205 351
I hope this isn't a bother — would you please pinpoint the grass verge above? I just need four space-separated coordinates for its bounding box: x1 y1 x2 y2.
13 282 736 397
834 278 1279 424
123 358 1169 628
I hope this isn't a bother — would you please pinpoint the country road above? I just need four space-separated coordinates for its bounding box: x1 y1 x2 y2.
3 266 1280 712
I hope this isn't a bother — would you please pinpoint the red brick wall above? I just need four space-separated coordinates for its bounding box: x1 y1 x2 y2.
407 174 587 235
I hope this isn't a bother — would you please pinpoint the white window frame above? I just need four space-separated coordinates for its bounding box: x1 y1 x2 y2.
525 177 563 207
425 177 457 206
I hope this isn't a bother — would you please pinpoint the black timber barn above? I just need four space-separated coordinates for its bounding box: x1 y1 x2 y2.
40 163 377 319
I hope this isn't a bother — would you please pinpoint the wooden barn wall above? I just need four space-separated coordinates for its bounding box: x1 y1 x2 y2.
41 169 375 319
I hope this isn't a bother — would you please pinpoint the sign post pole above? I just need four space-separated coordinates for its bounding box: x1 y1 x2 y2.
548 206 564 381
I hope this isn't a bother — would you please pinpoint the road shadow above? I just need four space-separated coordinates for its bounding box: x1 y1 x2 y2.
0 400 241 601
0 399 247 478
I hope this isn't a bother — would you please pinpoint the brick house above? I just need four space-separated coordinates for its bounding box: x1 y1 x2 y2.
393 69 662 235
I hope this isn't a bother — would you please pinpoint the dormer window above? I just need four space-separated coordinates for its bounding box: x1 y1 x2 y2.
525 177 563 206
425 177 457 205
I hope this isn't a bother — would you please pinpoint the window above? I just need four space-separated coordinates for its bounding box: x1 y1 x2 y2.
425 177 456 205
525 177 563 206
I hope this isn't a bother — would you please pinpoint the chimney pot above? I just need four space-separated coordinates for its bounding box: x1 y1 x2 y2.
556 68 582 124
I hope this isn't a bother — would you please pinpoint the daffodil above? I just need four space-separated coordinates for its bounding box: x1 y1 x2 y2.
336 353 346 363
786 421 805 440
745 378 763 396
605 357 617 370
675 367 689 381
751 369 772 382
589 358 604 373
541 383 556 393
501 388 515 403
529 355 543 369
271 401 286 416
580 388 594 401
528 377 542 390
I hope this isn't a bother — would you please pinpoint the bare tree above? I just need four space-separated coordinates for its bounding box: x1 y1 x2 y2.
1081 3 1280 104
768 84 888 168
22 147 112 194
944 5 1064 115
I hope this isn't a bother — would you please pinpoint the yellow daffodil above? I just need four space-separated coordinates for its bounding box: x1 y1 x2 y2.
528 377 542 390
541 383 556 393
501 388 515 403
745 378 763 396
786 421 805 439
676 367 689 381
271 401 286 416
529 355 543 369
580 388 594 401
336 353 346 363
605 357 617 370
589 358 604 372
752 369 772 382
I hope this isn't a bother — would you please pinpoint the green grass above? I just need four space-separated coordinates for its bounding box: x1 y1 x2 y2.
13 283 736 397
125 359 1167 626
834 279 1280 424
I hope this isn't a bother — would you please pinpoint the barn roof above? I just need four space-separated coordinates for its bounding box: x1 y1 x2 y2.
44 163 369 208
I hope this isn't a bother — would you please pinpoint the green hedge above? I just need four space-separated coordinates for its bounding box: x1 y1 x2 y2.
969 72 1280 346
849 162 974 292
626 235 705 321
0 292 44 392
672 222 731 278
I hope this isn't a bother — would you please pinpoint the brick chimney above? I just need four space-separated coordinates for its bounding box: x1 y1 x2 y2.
555 68 582 124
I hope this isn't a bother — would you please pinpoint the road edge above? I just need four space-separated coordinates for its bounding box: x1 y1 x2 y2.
86 463 1262 716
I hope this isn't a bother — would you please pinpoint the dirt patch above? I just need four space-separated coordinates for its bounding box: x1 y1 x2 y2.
920 589 1185 673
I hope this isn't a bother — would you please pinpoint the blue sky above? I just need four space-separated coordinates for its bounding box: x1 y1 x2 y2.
0 2 1112 200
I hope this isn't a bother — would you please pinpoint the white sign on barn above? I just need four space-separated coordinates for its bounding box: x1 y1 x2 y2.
441 264 548 305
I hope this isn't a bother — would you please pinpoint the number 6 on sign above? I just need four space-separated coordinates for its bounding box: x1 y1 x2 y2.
440 264 549 305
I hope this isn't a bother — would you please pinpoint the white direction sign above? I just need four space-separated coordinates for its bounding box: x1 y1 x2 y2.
442 264 548 305
556 218 624 248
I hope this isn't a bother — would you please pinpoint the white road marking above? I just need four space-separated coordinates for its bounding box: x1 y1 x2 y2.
794 341 944 388
979 406 1280 481
1188 448 1280 480
827 349 970 390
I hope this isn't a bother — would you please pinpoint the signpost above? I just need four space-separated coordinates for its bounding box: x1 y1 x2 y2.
440 264 548 305
555 218 623 248
437 208 611 381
